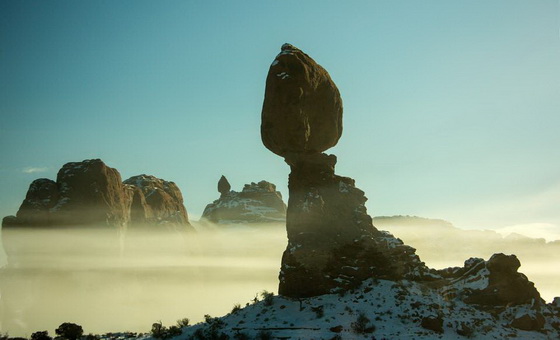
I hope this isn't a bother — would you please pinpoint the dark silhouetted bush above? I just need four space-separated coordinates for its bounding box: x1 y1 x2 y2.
177 318 190 328
255 330 272 340
230 303 241 314
351 312 375 334
261 290 274 306
151 321 183 339
55 323 83 340
31 331 52 340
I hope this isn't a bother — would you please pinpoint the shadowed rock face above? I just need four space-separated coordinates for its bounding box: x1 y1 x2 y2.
2 160 193 231
261 43 343 157
124 174 194 231
217 175 231 197
4 159 130 228
261 45 430 297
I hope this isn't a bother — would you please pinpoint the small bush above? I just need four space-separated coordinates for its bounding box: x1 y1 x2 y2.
255 330 272 340
177 318 190 328
233 332 250 340
231 303 241 314
311 305 324 318
31 331 52 340
55 323 84 340
192 315 229 340
151 321 183 339
261 291 274 306
151 322 166 339
351 312 375 334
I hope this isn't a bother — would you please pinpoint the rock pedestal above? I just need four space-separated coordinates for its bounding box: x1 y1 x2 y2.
279 153 428 297
262 44 429 298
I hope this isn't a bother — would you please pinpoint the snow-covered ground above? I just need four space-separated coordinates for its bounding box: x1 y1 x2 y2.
133 278 560 340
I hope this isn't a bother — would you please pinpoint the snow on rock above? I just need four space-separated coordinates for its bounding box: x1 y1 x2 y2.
123 174 194 231
200 179 286 225
156 277 560 340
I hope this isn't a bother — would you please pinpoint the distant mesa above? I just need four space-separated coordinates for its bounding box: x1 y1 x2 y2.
200 176 286 225
2 159 194 232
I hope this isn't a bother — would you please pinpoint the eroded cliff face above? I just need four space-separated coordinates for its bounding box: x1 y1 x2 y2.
3 159 130 228
124 174 193 231
2 160 193 231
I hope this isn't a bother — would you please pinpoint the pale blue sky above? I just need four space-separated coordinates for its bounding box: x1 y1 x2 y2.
1 1 559 231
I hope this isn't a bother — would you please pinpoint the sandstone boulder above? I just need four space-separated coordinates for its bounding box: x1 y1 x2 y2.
123 174 193 231
3 159 130 228
2 160 193 232
218 175 231 197
261 43 343 157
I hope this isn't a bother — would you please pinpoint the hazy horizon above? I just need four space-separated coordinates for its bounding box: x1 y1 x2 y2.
1 1 559 234
1 220 558 337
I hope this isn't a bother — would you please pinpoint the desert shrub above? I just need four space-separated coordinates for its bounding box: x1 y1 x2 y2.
351 312 375 334
31 331 52 340
192 315 229 340
151 321 183 339
261 291 274 306
311 305 324 318
151 322 166 339
231 303 241 314
233 332 249 340
177 318 190 328
55 323 83 340
255 330 272 340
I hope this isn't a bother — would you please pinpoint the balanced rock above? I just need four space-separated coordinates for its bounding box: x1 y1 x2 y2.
201 179 286 225
124 174 194 231
217 175 231 197
261 43 343 157
261 45 431 297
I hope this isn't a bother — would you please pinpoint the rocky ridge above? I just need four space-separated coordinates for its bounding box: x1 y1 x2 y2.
2 159 193 231
201 176 286 224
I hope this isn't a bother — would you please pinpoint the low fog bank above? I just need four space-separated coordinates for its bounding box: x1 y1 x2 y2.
1 217 558 336
0 224 287 337
374 216 560 302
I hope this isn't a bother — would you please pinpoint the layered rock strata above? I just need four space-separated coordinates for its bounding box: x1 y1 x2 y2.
201 177 286 224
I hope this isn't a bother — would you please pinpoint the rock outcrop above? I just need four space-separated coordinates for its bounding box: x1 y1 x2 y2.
3 159 130 228
261 43 343 157
217 175 231 197
261 45 433 298
124 174 193 231
260 44 553 312
201 177 286 225
2 159 193 231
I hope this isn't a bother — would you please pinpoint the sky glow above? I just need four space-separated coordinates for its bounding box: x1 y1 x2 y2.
1 1 559 235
